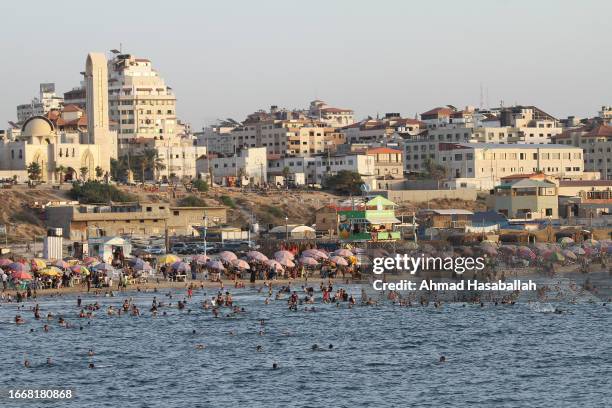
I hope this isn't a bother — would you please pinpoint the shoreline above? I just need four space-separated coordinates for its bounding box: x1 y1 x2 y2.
0 277 350 299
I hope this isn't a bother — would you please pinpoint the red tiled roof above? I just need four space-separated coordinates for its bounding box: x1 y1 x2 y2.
501 173 548 181
365 147 402 155
63 104 83 113
559 180 612 187
421 107 454 117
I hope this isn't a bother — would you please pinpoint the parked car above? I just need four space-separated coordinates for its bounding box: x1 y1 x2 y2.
170 242 188 254
145 246 165 255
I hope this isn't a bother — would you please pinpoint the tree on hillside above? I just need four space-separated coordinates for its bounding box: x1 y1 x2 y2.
27 162 42 182
139 149 166 182
70 181 135 204
424 158 448 182
55 165 66 184
323 170 364 195
79 167 89 181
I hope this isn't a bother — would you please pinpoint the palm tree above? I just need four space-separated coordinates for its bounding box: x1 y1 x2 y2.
27 162 42 182
79 166 89 181
140 149 166 182
55 165 66 184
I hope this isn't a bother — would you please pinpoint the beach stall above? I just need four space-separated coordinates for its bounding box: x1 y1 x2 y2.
337 196 401 242
88 236 132 266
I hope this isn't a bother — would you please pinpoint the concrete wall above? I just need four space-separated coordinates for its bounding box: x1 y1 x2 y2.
385 189 477 203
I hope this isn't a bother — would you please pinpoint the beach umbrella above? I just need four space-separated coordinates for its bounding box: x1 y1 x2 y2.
11 271 32 280
300 256 319 266
561 249 577 260
558 237 574 246
193 254 209 264
131 258 153 272
518 247 536 260
0 258 12 267
333 249 353 257
330 256 348 266
277 257 295 267
266 259 284 272
370 248 391 257
171 261 191 274
219 251 238 262
83 256 99 266
8 262 29 272
205 260 225 271
94 262 114 273
38 267 62 277
274 250 294 260
534 242 549 251
302 249 327 259
158 254 180 265
70 264 90 275
246 251 268 262
231 259 250 270
548 251 565 263
30 258 48 270
53 259 70 269
481 246 498 256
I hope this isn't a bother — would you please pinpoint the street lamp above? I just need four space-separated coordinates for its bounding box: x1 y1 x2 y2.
285 216 289 240
203 215 208 256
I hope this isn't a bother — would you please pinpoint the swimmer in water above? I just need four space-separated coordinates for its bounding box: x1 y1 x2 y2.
46 357 52 366
24 359 30 368
328 344 334 350
256 345 263 352
272 362 278 370
88 349 94 357
439 356 446 363
88 363 95 369
195 344 205 350
312 344 319 351
15 315 25 324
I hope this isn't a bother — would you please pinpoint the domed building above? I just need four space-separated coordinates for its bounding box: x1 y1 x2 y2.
0 52 117 182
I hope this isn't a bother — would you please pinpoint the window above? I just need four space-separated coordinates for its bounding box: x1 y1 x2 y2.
545 208 553 216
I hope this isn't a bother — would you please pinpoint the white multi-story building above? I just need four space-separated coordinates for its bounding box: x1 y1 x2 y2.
403 105 563 173
268 153 376 189
438 143 584 190
196 147 267 186
308 100 354 127
553 123 612 180
107 54 180 150
16 83 64 123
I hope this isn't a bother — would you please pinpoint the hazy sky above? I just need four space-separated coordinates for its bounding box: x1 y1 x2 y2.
1 0 610 129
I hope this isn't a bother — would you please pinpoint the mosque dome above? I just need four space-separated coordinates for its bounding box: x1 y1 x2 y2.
22 116 55 138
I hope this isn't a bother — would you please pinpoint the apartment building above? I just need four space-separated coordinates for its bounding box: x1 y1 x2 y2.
553 123 612 180
438 143 584 190
46 202 228 241
196 147 267 185
365 147 403 179
16 83 64 124
403 105 563 173
107 54 180 150
268 153 376 189
308 100 354 127
340 114 423 144
492 174 559 220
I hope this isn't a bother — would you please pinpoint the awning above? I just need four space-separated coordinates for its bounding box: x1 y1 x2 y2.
366 215 401 224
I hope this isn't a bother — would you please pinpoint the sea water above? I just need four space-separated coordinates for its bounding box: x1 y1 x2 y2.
0 276 610 407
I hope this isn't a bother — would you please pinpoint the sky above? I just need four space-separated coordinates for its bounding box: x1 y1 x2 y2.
1 0 610 130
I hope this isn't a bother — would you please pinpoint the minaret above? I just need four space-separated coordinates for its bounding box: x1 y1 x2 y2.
85 52 109 143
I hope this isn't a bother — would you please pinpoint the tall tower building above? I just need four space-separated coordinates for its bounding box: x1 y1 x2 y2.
85 52 117 164
85 53 110 142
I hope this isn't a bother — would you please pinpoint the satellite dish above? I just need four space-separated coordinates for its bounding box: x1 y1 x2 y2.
360 183 371 193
